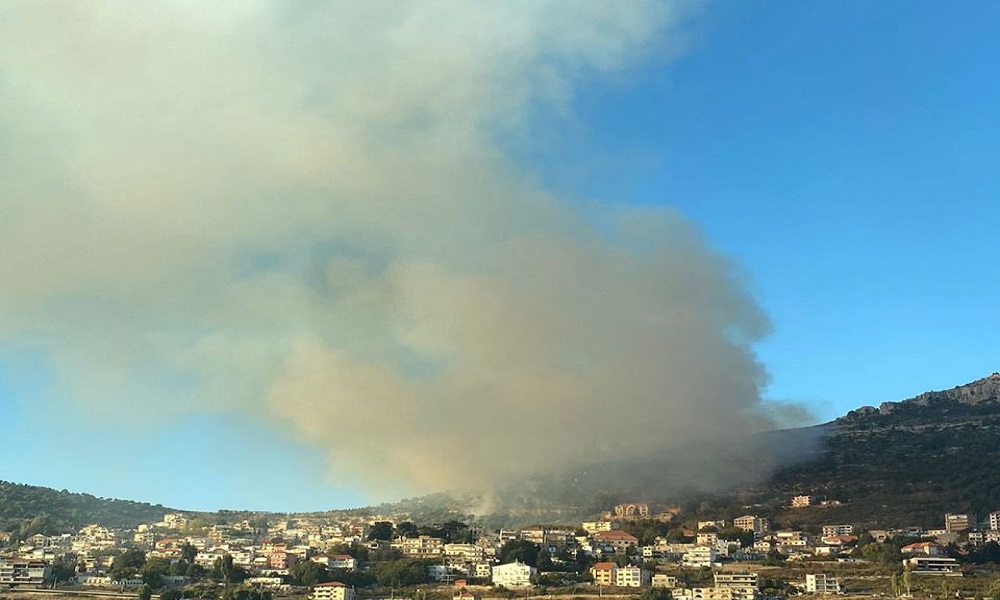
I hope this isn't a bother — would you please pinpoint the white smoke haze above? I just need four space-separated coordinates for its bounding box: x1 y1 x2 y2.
0 1 802 501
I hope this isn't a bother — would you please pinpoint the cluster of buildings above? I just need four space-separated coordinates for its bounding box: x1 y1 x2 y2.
6 502 1000 596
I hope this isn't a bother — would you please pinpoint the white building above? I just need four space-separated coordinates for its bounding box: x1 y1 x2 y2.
492 561 536 587
804 574 840 594
683 546 717 568
427 564 461 583
821 525 854 537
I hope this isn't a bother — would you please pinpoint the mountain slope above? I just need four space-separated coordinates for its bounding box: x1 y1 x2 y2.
760 372 1000 529
0 480 171 536
3 374 999 532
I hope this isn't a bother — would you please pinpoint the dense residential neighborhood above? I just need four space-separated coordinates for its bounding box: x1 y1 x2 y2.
4 501 1000 600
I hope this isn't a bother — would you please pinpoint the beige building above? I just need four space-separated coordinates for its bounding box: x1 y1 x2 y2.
590 563 650 588
791 496 813 508
652 574 679 588
312 582 354 600
733 516 769 534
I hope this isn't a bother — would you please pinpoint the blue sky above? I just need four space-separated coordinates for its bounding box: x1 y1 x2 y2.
528 1 1000 414
0 1 997 512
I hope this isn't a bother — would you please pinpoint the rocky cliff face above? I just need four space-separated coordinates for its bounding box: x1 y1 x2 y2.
839 372 1000 421
897 371 1000 407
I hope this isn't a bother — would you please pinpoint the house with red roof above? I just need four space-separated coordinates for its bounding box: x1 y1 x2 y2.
592 530 639 554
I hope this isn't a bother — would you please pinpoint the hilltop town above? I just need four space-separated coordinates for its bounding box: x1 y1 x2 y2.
4 498 1000 600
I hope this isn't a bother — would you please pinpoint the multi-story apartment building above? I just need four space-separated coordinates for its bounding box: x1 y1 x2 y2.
805 574 841 594
791 496 813 508
715 572 758 589
492 561 536 587
775 531 810 547
312 582 354 600
393 536 445 559
904 556 961 575
590 563 650 588
682 546 717 568
713 571 758 600
944 513 973 532
582 521 613 534
0 559 50 585
733 516 769 535
821 525 854 536
444 544 485 562
592 530 640 554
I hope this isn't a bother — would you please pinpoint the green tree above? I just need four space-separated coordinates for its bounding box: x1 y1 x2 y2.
111 549 147 580
329 542 369 562
141 557 170 588
181 542 198 563
640 588 673 600
291 560 329 586
136 584 152 600
395 522 419 539
214 554 247 585
49 560 77 585
368 522 395 541
371 559 429 587
499 540 541 567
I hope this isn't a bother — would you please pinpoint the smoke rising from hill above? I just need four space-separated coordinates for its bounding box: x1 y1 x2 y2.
0 2 807 501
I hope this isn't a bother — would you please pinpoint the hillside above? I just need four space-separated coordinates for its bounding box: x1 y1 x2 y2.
373 373 1000 529
758 372 1000 529
3 373 999 532
0 480 172 536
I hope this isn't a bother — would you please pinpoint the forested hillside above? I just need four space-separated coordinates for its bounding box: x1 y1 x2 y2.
0 480 170 537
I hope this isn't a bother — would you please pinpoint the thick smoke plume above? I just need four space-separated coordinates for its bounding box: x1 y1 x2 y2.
0 2 800 501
